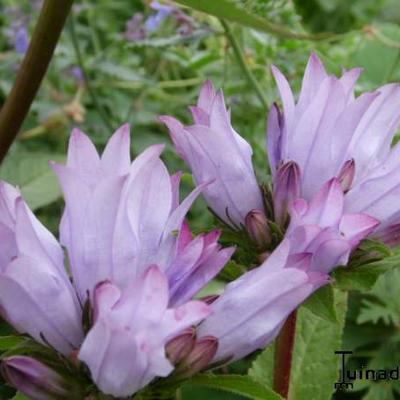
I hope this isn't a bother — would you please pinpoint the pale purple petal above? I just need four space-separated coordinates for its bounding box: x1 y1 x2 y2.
267 103 283 175
198 261 328 362
0 256 82 355
339 213 380 247
101 124 131 175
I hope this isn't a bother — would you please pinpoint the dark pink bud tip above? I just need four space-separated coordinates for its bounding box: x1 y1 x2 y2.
273 161 301 227
182 336 218 376
166 327 196 365
338 159 355 193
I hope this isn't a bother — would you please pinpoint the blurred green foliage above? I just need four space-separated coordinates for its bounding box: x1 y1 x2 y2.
1 0 400 399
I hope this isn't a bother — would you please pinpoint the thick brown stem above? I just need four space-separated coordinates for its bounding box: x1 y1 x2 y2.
273 311 297 399
0 0 73 163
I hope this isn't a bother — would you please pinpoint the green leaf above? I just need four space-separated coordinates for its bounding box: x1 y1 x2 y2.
173 0 331 40
303 284 337 323
248 344 275 388
12 393 29 400
189 374 283 400
353 23 400 86
357 268 400 326
0 336 26 351
332 253 400 292
289 289 347 400
0 151 64 210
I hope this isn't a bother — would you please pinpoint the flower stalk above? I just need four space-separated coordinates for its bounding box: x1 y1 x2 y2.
0 0 73 163
220 19 268 109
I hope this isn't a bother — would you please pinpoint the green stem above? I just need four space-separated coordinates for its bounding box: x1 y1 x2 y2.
0 0 73 163
68 14 114 131
220 19 268 109
273 310 297 399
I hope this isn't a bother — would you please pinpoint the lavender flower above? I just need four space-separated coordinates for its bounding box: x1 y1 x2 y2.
70 66 84 84
160 81 264 228
198 239 329 363
287 178 379 273
198 179 377 363
0 183 83 355
125 12 147 41
79 267 210 397
4 7 30 54
14 25 29 54
0 127 229 397
146 1 174 32
269 53 400 244
52 125 234 306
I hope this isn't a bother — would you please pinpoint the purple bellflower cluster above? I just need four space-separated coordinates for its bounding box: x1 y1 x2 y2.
125 1 195 42
0 53 399 398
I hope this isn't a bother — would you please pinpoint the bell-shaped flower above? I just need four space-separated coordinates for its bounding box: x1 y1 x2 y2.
287 178 379 273
1 356 71 400
0 128 229 398
198 240 329 363
0 184 83 355
268 52 400 201
269 53 400 244
78 265 211 398
52 126 234 305
159 80 264 228
198 178 379 364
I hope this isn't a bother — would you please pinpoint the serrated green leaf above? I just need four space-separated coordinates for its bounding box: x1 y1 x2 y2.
303 284 337 323
332 252 400 292
0 151 64 210
248 344 275 388
357 268 400 326
189 374 283 400
173 0 331 40
289 290 347 400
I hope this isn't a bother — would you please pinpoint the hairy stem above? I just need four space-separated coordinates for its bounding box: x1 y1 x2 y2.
220 19 268 109
273 311 297 399
0 0 73 163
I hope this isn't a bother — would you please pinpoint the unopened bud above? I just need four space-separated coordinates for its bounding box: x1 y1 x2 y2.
338 159 355 193
1 356 69 400
180 336 218 378
166 327 196 365
273 161 301 227
245 210 271 250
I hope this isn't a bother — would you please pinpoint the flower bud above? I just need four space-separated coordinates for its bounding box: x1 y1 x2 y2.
338 159 355 193
273 161 301 227
245 210 271 250
179 336 218 378
1 356 69 400
166 327 196 365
